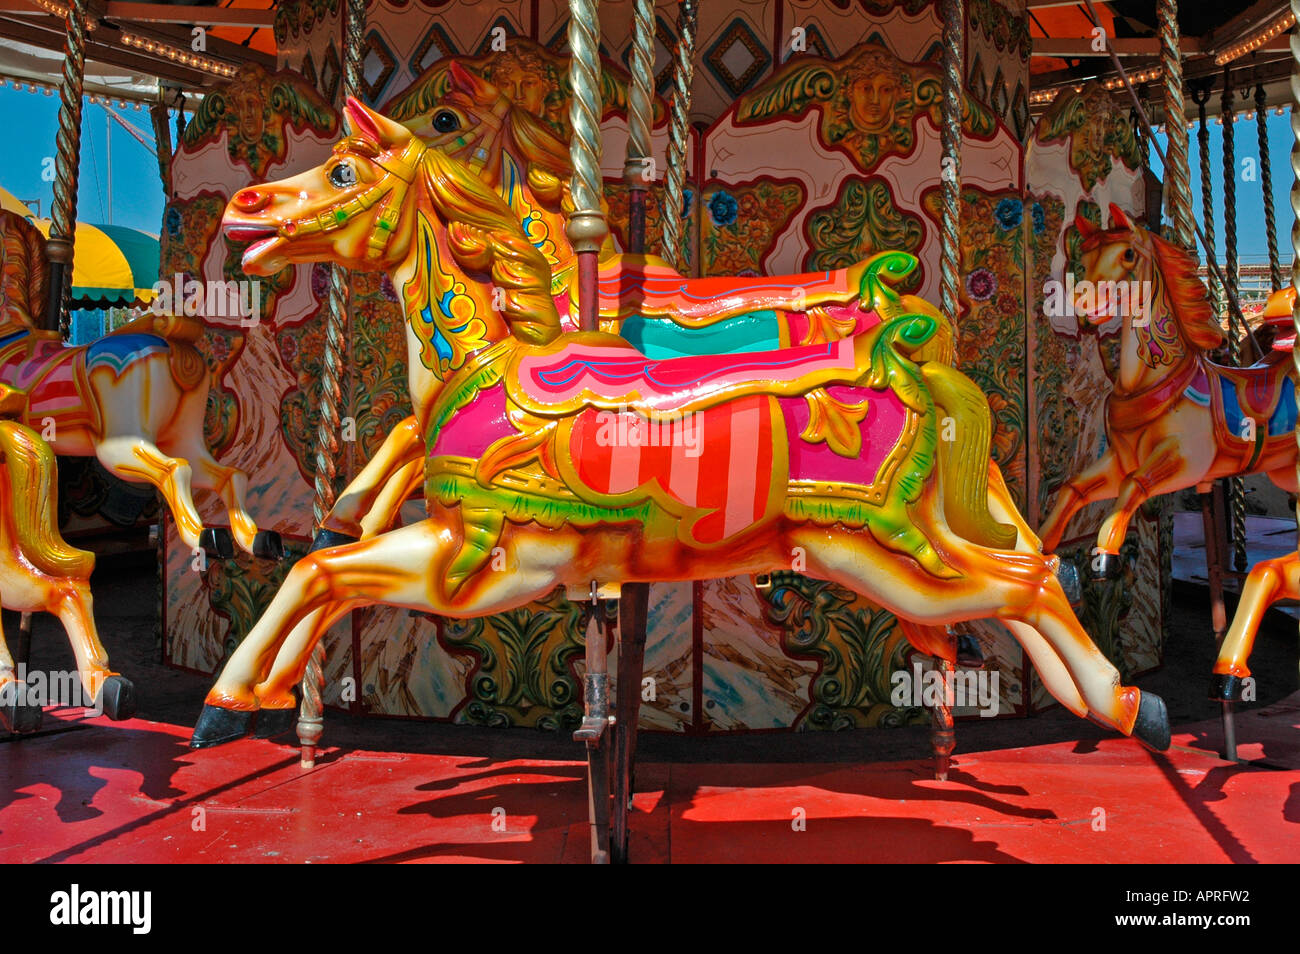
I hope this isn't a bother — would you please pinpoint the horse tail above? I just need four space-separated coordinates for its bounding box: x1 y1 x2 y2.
921 362 1018 550
0 420 94 579
0 210 49 330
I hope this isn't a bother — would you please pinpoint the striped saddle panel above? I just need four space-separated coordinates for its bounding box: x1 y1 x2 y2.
0 332 98 433
568 394 780 546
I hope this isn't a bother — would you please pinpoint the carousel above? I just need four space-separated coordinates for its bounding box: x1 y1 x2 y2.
0 0 1296 866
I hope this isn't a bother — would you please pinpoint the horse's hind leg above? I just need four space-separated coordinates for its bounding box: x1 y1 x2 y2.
94 436 213 554
323 415 424 543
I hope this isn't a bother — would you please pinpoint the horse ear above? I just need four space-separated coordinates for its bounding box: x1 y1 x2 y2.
1074 214 1097 238
447 61 502 106
1108 203 1133 230
344 97 410 148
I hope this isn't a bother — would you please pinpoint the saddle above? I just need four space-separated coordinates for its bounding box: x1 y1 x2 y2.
1210 350 1295 434
0 331 100 435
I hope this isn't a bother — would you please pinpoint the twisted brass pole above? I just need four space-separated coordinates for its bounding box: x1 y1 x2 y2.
1256 84 1283 292
624 0 654 254
46 0 89 337
1193 80 1225 317
660 0 697 271
1159 0 1194 248
1291 0 1300 555
1221 71 1249 574
938 0 963 329
298 0 365 769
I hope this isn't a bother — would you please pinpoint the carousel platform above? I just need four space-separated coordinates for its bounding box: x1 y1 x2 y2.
3 695 1297 864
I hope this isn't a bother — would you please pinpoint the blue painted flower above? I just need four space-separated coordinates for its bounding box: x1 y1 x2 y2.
680 189 694 220
164 207 182 238
965 267 997 302
994 197 1023 230
708 190 739 227
1030 202 1046 234
311 263 330 299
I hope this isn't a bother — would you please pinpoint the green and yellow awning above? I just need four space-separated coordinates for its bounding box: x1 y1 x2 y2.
31 219 160 307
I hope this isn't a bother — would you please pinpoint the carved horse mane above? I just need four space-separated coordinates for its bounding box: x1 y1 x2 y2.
0 211 48 331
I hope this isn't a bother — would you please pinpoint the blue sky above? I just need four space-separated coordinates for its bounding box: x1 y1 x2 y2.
0 82 1296 263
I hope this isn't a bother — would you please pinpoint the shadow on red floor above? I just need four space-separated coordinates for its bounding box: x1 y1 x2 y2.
3 696 1297 863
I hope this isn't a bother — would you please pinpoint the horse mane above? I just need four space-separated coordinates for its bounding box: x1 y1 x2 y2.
0 211 49 330
416 146 562 345
0 420 94 579
505 105 572 207
1146 227 1224 350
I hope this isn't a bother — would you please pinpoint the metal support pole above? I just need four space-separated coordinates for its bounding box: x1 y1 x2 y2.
1158 0 1194 249
938 0 963 327
1221 70 1249 575
1256 84 1283 294
930 659 956 781
299 0 365 769
1192 80 1225 318
660 0 697 271
46 0 89 337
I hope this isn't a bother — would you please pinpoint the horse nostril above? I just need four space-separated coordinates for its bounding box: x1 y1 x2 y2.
233 189 270 213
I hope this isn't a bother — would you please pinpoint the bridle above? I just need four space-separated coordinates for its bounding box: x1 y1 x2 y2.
276 136 426 261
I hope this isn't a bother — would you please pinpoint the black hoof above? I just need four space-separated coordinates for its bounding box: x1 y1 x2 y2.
191 704 255 749
1131 690 1171 752
308 529 359 554
955 633 984 669
253 706 299 740
199 528 236 561
1089 551 1121 582
1209 672 1245 702
96 675 137 721
0 685 43 734
252 530 285 561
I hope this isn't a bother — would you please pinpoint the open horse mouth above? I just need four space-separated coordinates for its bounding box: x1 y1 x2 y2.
223 222 285 274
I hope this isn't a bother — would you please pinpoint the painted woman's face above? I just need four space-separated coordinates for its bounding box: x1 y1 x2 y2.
489 64 548 114
847 72 900 134
234 89 265 143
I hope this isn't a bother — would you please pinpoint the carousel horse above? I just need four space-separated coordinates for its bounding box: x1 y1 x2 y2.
312 61 913 549
191 99 1170 753
1038 205 1298 578
0 210 281 560
1211 286 1298 708
0 382 134 730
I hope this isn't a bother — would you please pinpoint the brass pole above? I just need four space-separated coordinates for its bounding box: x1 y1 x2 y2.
1159 0 1194 248
46 0 89 337
660 0 697 271
298 0 365 769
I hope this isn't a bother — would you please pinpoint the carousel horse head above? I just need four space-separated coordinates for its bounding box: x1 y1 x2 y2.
1072 203 1223 363
224 98 563 361
404 62 571 206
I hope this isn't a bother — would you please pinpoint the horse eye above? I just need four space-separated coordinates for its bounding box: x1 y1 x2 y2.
1121 248 1136 263
432 110 460 133
329 162 357 188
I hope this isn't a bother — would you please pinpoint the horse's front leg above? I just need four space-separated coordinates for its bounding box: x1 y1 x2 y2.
1090 439 1184 579
1212 552 1300 698
317 415 423 546
1038 448 1124 553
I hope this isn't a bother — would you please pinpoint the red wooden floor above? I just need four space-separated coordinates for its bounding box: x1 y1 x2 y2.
3 698 1297 863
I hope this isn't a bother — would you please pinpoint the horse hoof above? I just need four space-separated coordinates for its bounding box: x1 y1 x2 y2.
308 529 359 553
252 530 285 561
1131 691 1171 752
191 704 255 749
199 528 236 561
96 675 137 721
1209 673 1245 702
253 707 299 740
0 688 43 734
1088 552 1121 582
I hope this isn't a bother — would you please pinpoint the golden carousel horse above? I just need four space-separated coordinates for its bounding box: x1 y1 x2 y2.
1038 205 1297 578
0 383 133 729
309 61 911 550
0 210 281 560
191 99 1170 753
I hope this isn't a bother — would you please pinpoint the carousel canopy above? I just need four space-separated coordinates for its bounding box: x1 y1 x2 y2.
30 218 159 306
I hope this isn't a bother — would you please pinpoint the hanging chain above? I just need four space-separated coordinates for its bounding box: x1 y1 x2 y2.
1256 83 1283 292
1192 80 1225 318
